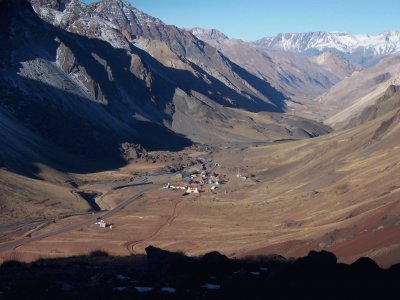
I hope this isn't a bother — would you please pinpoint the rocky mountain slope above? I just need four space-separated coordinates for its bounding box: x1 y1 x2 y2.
310 51 362 79
319 56 400 128
192 27 400 119
284 55 400 123
343 85 400 129
190 28 344 101
30 0 286 112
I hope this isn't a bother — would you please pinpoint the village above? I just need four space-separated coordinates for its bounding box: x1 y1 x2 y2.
163 161 248 195
93 160 250 230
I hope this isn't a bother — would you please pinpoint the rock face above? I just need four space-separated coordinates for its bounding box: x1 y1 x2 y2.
30 0 287 113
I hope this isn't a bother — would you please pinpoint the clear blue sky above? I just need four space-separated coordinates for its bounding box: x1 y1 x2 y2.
82 0 400 41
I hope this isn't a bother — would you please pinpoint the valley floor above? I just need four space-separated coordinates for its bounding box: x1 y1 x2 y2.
1 108 400 268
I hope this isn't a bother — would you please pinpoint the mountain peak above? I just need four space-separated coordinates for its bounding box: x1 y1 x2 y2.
89 0 166 37
92 0 132 9
190 27 229 41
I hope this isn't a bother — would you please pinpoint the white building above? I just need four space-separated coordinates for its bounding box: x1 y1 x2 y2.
95 219 107 228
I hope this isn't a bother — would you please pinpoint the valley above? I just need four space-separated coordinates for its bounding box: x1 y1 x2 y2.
0 0 400 276
1 104 400 268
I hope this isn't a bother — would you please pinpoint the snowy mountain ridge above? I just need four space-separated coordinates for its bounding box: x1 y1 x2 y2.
254 31 400 56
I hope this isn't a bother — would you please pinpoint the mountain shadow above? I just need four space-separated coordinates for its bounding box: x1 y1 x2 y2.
0 76 192 176
0 0 194 176
228 58 287 112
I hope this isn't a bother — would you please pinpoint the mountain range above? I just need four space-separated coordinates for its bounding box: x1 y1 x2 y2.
1 0 400 269
191 28 349 101
191 27 400 123
254 31 400 57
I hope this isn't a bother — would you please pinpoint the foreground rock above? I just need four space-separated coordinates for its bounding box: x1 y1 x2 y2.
1 247 399 299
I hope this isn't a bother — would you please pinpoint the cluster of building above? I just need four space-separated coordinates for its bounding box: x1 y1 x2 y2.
164 169 228 195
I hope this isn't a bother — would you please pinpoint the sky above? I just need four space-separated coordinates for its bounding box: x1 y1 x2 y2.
82 0 400 41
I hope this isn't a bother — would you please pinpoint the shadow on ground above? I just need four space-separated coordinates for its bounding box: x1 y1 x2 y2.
1 246 399 299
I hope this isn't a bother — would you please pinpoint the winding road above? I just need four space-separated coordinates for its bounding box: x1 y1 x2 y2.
0 184 155 254
0 155 216 255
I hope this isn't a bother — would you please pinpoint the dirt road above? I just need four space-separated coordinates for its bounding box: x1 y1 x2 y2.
0 185 155 253
125 195 188 253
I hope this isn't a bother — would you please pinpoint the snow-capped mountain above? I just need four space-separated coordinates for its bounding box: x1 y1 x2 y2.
190 27 360 100
254 31 400 57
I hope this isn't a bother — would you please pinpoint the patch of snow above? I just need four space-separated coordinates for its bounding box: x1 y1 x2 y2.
161 287 176 293
201 283 221 290
135 287 153 293
116 274 130 280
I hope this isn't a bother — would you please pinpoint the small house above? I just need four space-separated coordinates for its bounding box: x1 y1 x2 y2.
187 186 200 194
95 219 107 228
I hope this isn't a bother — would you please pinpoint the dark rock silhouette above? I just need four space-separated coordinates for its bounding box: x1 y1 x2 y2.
145 245 192 273
1 247 400 299
351 256 382 275
295 250 338 268
201 251 231 266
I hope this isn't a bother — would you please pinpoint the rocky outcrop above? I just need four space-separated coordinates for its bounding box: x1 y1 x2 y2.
56 41 107 103
120 143 146 161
